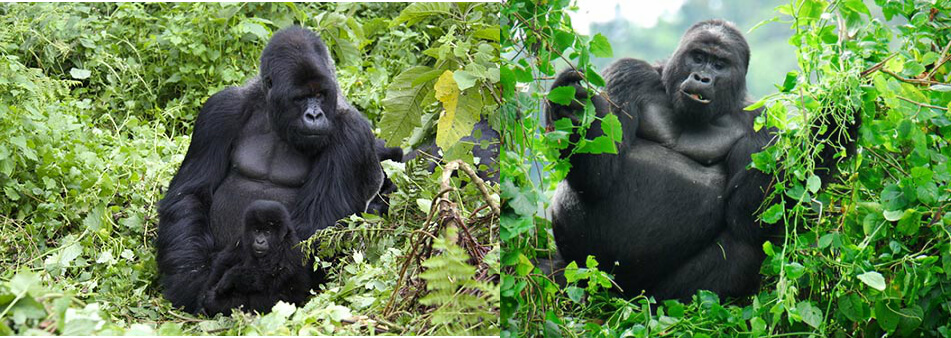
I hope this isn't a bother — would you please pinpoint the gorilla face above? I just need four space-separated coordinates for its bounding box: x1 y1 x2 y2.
663 20 750 125
260 27 339 153
243 200 291 258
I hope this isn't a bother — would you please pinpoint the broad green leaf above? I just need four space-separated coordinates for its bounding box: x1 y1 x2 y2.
761 203 784 224
577 135 617 154
839 294 870 322
857 271 886 291
379 66 436 146
590 33 613 58
547 86 576 106
391 2 451 27
897 306 924 336
552 30 574 54
875 300 900 332
796 301 823 329
784 262 805 279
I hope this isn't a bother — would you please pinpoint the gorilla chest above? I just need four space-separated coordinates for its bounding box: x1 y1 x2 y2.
618 141 728 220
209 129 314 247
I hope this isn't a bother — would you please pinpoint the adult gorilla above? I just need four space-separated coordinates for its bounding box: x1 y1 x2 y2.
157 26 383 313
547 20 858 301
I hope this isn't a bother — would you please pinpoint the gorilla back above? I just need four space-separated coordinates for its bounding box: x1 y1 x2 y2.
547 20 858 301
156 26 383 313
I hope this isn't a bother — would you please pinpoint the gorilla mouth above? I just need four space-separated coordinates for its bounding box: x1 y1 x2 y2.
253 248 267 257
682 90 711 104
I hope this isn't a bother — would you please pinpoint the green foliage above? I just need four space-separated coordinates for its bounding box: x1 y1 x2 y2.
0 2 499 335
418 227 499 334
376 2 500 162
502 0 951 336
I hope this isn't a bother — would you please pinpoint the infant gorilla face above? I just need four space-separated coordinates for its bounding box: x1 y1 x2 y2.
243 200 291 258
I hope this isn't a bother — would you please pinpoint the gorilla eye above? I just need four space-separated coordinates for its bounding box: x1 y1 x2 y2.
714 61 725 70
692 53 703 63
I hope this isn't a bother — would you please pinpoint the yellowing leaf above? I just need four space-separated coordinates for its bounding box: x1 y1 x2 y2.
434 71 481 150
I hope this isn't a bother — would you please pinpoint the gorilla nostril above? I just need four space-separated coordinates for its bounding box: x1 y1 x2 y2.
303 110 322 121
692 73 701 81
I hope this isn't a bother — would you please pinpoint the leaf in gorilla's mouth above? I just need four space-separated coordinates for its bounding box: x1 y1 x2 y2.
682 90 711 104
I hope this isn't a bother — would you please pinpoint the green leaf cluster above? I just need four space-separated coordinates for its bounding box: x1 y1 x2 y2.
501 0 951 336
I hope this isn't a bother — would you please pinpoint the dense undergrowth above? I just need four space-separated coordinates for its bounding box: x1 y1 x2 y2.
501 0 951 336
0 3 500 335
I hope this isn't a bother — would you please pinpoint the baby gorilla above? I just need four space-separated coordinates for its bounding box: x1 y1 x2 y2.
200 200 311 315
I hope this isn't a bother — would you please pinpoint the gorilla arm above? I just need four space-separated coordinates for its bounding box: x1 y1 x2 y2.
156 87 249 313
546 69 620 196
291 102 384 239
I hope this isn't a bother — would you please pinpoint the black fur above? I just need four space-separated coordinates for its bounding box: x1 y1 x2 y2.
200 201 311 315
156 26 383 314
366 139 404 215
546 20 859 301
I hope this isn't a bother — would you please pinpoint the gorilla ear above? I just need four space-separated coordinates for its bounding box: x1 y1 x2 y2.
264 76 273 90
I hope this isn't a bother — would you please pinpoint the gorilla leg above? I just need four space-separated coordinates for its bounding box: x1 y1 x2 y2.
649 232 764 301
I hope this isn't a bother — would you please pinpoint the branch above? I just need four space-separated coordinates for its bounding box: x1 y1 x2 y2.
880 68 944 85
896 95 949 111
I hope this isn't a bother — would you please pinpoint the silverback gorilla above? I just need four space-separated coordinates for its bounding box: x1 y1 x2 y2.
547 20 858 301
157 26 384 314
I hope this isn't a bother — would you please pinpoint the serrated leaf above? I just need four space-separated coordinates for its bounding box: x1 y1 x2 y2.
379 66 436 146
857 271 886 291
600 114 622 142
590 33 613 58
577 135 617 154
